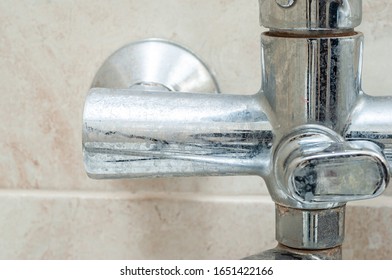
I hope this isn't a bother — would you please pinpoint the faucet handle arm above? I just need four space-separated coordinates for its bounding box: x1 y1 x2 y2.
83 38 272 179
275 127 390 205
83 88 272 179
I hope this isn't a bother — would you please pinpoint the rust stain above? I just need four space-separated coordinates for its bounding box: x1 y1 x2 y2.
276 204 292 215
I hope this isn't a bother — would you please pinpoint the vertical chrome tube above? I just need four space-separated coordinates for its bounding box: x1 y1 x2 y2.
261 32 363 136
258 0 368 256
259 0 362 31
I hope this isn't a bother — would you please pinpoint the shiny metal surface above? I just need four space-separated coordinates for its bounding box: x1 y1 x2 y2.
83 1 392 255
83 88 272 179
259 0 362 31
275 205 345 249
275 126 389 206
275 0 296 9
259 31 388 210
91 39 219 93
244 244 342 260
261 32 363 134
345 94 392 170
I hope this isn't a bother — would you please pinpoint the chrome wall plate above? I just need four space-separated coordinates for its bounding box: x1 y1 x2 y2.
91 38 220 93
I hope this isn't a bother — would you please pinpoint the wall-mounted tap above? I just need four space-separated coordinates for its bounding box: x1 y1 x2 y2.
82 0 392 259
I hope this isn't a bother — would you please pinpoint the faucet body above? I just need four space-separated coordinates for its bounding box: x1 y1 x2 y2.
83 0 392 259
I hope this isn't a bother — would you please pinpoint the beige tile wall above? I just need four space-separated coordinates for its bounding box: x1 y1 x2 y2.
0 0 391 259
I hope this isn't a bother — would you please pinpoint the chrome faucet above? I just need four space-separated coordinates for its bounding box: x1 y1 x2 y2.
83 0 392 259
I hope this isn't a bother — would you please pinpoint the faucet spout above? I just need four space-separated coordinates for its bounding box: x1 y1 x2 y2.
83 88 272 179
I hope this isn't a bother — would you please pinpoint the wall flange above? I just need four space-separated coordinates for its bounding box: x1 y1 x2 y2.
91 38 220 93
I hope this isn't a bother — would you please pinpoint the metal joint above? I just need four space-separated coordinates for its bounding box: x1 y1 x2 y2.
275 204 345 250
259 0 362 31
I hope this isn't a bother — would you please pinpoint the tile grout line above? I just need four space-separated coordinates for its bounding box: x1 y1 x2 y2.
0 189 391 207
0 189 276 204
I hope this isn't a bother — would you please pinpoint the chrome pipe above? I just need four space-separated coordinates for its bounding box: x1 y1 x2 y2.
83 88 272 179
346 94 392 168
259 0 362 31
261 31 363 135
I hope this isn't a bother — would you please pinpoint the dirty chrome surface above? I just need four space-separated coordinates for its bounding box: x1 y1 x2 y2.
83 1 392 258
84 89 272 178
259 0 362 31
275 205 345 250
244 244 342 260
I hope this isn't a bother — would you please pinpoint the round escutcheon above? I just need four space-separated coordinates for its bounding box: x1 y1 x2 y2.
91 38 220 93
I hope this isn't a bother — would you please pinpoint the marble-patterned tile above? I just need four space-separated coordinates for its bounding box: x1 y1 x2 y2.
1 191 392 260
0 191 276 259
361 1 392 98
344 196 392 259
